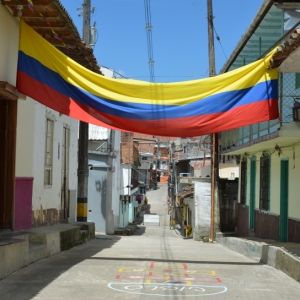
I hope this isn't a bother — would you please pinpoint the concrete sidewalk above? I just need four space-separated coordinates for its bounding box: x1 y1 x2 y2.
0 222 95 280
1 183 300 299
148 183 300 283
216 233 300 283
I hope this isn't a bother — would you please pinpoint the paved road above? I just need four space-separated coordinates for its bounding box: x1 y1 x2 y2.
1 183 300 299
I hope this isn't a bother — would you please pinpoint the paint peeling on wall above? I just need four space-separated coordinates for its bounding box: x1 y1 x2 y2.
32 205 60 227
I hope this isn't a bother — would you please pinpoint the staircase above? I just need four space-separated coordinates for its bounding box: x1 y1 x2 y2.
0 222 95 280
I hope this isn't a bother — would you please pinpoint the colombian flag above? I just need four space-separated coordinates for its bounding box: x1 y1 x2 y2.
17 20 279 137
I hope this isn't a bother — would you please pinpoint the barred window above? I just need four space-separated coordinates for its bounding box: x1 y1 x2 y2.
259 153 270 210
44 118 54 187
240 158 247 205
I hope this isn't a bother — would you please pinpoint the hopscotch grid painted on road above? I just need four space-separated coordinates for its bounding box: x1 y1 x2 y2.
108 261 227 297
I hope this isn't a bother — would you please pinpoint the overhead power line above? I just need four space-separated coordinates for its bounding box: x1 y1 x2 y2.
144 0 155 82
185 0 228 61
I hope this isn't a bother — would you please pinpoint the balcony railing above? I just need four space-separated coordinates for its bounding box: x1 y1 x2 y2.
221 72 299 151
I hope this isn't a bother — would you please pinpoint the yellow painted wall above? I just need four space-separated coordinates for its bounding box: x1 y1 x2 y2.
269 154 281 215
242 146 300 221
245 157 251 206
254 154 260 210
287 147 300 220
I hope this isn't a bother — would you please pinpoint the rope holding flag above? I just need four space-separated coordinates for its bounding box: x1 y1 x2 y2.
17 20 279 137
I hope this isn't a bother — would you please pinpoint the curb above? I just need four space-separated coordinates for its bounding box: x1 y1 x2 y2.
217 235 300 283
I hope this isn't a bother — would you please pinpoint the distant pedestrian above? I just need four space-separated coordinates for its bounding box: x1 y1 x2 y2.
183 220 187 238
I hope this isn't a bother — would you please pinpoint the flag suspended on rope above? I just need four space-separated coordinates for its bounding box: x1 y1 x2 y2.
17 20 279 137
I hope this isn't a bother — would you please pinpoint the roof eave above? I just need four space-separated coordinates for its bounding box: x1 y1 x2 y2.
220 0 274 74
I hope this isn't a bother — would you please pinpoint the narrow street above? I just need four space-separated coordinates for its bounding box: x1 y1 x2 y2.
1 183 300 300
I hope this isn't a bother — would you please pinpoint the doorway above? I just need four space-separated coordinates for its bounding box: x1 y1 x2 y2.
0 99 17 229
60 126 70 220
249 156 256 230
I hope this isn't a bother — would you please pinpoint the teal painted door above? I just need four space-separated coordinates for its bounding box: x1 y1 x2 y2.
249 157 256 229
280 159 288 242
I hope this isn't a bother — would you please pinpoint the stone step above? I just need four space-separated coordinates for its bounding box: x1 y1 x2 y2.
80 230 89 241
0 238 29 280
114 224 138 236
29 243 48 264
114 229 127 236
0 222 96 281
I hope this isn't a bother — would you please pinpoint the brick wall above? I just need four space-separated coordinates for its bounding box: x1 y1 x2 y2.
121 132 133 164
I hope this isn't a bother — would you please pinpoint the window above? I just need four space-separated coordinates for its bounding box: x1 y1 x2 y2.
240 158 247 205
44 118 54 186
259 153 270 210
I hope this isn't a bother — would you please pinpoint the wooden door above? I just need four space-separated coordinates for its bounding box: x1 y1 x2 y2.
0 100 17 229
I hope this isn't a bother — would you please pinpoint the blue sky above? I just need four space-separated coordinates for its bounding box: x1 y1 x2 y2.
60 0 263 83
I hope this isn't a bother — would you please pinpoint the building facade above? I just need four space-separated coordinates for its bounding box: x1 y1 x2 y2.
221 1 300 243
0 0 100 231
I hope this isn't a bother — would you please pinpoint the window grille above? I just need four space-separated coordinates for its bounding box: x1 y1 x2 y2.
259 153 270 210
240 158 247 205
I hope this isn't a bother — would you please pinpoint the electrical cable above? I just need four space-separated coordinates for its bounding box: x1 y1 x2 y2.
213 26 227 60
144 0 155 82
184 0 228 61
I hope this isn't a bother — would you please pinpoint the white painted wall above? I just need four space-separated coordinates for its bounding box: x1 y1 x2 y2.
111 130 121 228
193 179 211 240
0 8 35 179
0 7 19 86
200 165 211 177
15 98 35 177
30 106 78 224
1 7 79 225
121 164 131 195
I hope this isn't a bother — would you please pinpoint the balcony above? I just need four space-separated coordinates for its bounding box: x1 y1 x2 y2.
221 72 300 153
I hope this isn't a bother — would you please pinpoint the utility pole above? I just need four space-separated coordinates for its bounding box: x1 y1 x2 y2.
170 142 175 228
155 137 160 190
77 0 91 222
207 0 219 241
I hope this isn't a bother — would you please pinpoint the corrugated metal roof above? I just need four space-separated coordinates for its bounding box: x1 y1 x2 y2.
221 1 283 73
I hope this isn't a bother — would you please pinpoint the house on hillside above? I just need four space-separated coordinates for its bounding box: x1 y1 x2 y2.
138 152 153 187
0 0 101 231
220 0 300 243
153 141 171 184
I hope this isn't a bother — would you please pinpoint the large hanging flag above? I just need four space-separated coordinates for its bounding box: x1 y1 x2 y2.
17 20 279 137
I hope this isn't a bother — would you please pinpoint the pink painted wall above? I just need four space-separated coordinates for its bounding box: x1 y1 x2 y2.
14 177 33 231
